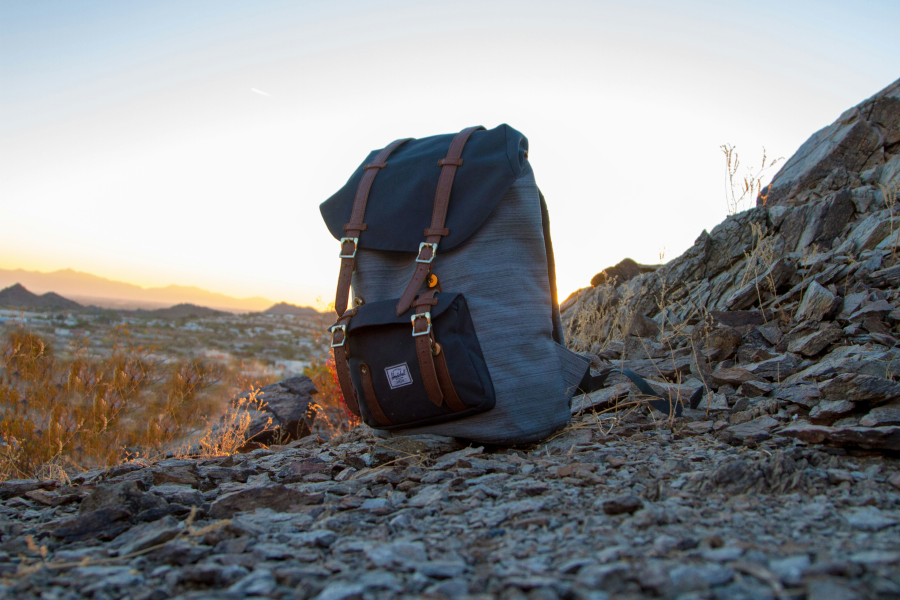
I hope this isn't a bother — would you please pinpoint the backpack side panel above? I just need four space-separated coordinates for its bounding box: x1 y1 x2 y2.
350 164 589 444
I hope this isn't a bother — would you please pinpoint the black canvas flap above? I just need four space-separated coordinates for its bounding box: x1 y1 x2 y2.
320 124 528 253
341 293 461 334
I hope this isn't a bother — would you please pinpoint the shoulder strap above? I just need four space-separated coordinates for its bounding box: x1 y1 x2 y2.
576 367 705 417
334 137 412 317
395 126 484 315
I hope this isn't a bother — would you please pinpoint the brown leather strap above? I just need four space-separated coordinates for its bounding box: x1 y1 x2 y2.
412 296 438 307
330 313 360 416
359 363 393 427
413 302 443 407
432 343 466 412
335 137 412 317
395 126 484 315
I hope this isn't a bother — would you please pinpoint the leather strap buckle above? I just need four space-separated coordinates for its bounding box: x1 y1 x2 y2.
411 312 432 337
416 242 437 264
330 324 347 347
339 237 358 259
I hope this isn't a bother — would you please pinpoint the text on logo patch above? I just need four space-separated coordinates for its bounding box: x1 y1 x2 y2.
385 363 413 389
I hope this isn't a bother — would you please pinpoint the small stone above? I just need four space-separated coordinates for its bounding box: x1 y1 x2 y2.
697 392 730 411
149 484 204 507
601 495 643 515
357 570 402 591
769 555 810 586
360 498 393 514
859 402 900 427
701 547 744 562
408 484 447 508
788 324 844 356
806 578 862 600
777 424 900 451
724 415 780 442
711 367 761 386
810 400 856 424
669 564 734 593
50 507 132 543
819 373 900 404
79 480 155 514
757 324 783 345
426 579 468 598
737 380 775 396
432 446 484 470
208 485 322 518
848 550 900 565
575 561 631 590
795 281 837 322
848 298 893 322
704 328 743 361
686 421 714 433
110 515 181 556
744 353 801 380
227 568 277 597
365 541 426 569
417 560 468 579
844 506 899 531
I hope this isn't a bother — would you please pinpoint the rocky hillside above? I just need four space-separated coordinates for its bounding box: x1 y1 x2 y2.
563 76 900 453
1 81 899 600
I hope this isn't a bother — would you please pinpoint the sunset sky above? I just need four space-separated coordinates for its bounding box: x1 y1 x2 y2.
2 1 898 308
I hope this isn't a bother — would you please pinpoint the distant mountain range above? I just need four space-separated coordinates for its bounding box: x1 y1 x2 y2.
0 281 325 320
0 283 82 310
0 268 283 313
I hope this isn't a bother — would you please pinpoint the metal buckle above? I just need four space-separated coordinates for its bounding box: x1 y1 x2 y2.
338 238 358 259
330 324 347 347
415 242 437 264
411 312 432 337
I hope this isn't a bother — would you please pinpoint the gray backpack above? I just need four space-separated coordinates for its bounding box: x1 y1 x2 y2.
320 125 590 444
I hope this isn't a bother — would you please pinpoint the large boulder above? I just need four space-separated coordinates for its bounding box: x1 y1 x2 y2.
230 376 318 445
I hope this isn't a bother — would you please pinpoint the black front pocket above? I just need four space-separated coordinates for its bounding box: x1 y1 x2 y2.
337 293 494 429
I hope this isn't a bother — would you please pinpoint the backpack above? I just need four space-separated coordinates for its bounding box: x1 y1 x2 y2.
319 125 592 444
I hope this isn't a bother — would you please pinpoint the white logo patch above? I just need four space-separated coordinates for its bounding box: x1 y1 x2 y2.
385 363 413 389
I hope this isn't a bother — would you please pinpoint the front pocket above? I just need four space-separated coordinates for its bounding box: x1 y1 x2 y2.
338 293 495 429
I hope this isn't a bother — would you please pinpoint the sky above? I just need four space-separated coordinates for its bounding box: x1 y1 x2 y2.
1 0 898 308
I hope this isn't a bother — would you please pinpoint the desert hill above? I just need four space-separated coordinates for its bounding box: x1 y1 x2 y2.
0 283 81 310
262 301 321 317
124 303 230 319
0 268 275 313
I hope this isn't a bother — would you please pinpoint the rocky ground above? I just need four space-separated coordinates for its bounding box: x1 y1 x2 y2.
1 411 899 600
2 75 899 600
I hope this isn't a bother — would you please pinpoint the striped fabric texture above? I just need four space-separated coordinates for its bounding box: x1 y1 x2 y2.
351 164 589 444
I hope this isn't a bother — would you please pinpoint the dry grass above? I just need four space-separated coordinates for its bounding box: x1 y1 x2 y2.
0 327 241 481
722 144 783 215
304 354 360 436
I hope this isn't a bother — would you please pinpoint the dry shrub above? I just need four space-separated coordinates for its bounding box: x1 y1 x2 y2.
0 327 226 480
722 144 783 215
197 387 268 456
304 354 359 436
